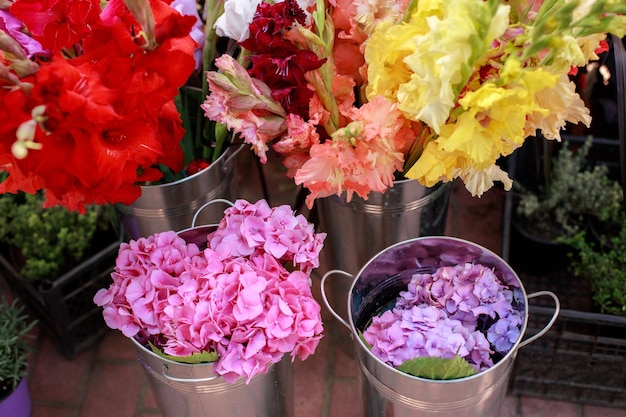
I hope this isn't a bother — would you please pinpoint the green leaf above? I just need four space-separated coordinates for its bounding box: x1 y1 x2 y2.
357 330 371 349
397 355 478 380
148 342 218 364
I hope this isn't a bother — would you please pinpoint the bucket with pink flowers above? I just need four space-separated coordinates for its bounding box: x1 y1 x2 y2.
94 199 326 417
321 236 560 417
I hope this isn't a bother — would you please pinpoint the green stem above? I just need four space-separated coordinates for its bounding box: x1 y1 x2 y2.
202 0 225 101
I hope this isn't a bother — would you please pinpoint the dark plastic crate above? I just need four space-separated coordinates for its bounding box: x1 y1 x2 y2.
0 230 122 358
513 306 626 408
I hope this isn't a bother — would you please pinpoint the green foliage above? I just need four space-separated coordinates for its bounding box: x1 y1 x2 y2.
397 355 478 380
0 191 112 281
560 218 626 316
0 297 37 393
516 137 623 239
148 342 218 364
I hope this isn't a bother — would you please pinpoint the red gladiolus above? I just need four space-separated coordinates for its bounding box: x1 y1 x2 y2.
186 160 210 175
0 55 163 211
240 0 306 53
240 0 326 118
0 0 198 212
10 0 101 52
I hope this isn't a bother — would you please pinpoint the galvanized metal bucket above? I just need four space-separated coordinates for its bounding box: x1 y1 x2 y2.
117 145 242 240
315 180 451 354
321 236 560 417
132 338 294 417
131 201 294 417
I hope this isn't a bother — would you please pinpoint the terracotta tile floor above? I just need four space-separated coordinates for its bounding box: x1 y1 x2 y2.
5 150 626 417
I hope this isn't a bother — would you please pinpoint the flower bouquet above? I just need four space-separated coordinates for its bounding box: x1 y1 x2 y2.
362 262 524 379
0 0 228 212
94 198 326 383
204 0 626 207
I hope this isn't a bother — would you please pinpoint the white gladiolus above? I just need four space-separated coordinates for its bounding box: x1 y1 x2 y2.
214 0 264 42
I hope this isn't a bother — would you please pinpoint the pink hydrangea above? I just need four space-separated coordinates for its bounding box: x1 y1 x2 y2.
209 199 326 274
363 263 523 373
94 199 326 383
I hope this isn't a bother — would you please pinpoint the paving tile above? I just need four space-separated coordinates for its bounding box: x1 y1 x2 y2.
141 377 161 411
520 396 579 417
583 404 626 417
31 405 76 417
502 395 519 417
293 334 329 417
29 336 92 404
333 341 357 378
329 379 360 417
78 361 144 417
96 330 138 360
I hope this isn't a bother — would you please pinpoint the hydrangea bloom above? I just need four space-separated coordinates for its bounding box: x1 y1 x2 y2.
363 263 523 373
94 199 326 383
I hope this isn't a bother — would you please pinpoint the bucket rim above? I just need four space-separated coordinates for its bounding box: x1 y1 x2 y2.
347 235 529 384
329 178 450 199
139 145 236 191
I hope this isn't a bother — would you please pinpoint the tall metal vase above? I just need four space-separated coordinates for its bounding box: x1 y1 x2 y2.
117 146 241 239
315 179 452 354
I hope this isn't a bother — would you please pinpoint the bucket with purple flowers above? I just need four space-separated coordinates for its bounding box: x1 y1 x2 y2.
321 236 559 417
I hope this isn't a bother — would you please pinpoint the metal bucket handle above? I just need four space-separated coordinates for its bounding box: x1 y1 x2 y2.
321 271 561 347
320 269 353 330
161 364 219 383
191 199 236 228
518 290 560 348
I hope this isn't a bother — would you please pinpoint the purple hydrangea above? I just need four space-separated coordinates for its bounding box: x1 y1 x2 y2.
363 263 523 373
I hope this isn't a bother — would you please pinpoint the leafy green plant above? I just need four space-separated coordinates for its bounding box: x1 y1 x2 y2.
0 190 113 282
515 137 623 240
560 217 626 316
397 355 477 380
0 296 37 395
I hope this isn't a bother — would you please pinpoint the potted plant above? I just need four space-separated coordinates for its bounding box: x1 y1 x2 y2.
0 185 122 358
559 214 626 316
0 295 37 417
507 136 623 273
0 189 115 282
